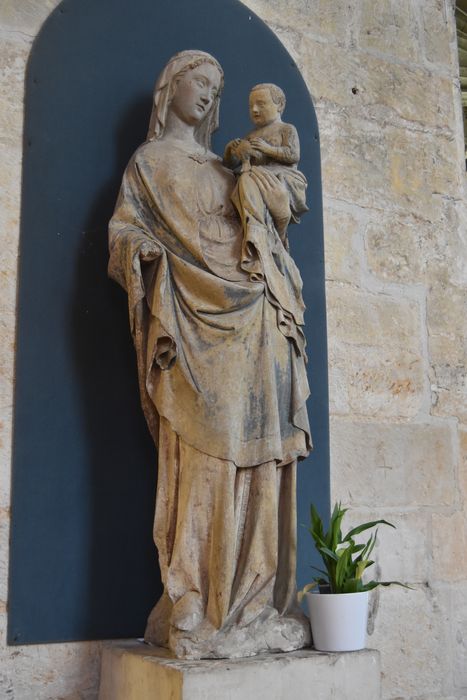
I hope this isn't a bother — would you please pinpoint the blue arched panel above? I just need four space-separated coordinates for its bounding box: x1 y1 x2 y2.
8 0 329 643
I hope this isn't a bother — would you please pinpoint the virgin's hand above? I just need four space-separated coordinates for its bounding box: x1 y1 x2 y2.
138 238 159 261
233 139 254 161
252 168 290 224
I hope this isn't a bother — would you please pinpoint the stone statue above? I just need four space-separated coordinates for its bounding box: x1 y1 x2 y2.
224 82 308 250
108 50 312 660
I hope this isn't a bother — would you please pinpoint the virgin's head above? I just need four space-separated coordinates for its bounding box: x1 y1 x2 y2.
147 50 224 149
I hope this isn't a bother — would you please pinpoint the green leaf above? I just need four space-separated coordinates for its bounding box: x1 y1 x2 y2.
318 545 339 562
361 580 414 592
335 545 352 589
309 565 330 579
306 502 413 596
297 581 318 602
355 560 367 580
344 519 395 541
341 578 364 593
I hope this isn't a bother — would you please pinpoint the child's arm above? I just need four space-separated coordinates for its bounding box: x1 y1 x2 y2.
249 124 300 165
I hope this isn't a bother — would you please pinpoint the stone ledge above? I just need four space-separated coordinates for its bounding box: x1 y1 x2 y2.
98 640 381 700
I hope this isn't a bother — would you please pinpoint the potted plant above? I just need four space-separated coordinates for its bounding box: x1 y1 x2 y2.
298 502 408 652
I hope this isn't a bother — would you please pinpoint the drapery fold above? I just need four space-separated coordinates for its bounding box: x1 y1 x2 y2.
109 140 311 467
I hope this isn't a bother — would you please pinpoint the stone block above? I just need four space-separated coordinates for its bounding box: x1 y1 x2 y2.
428 282 467 367
327 286 424 418
329 343 424 419
323 206 362 284
0 625 102 700
302 38 455 130
431 366 467 424
0 509 8 604
0 0 61 38
357 0 422 63
243 0 351 41
365 213 426 283
0 143 21 510
319 111 461 219
386 128 461 216
330 418 456 508
419 0 454 68
451 585 467 690
432 510 467 582
98 642 381 700
369 585 448 699
365 199 465 286
459 428 467 506
428 280 467 423
328 286 420 349
0 33 30 148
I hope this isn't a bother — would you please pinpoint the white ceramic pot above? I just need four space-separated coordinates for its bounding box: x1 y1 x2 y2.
305 590 369 652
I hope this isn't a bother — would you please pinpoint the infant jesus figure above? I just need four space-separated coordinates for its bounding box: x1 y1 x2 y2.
224 83 308 254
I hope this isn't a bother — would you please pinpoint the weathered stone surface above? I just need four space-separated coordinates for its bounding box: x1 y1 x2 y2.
365 199 466 286
319 111 461 219
241 0 352 41
0 0 61 38
0 33 29 148
330 418 456 508
328 286 420 349
451 585 467 690
323 206 362 284
432 510 467 582
111 52 313 660
358 0 422 63
428 281 467 423
99 642 381 700
420 0 455 68
460 428 467 506
0 144 21 511
302 38 455 130
327 286 424 418
369 586 448 699
0 610 101 700
365 213 426 283
431 365 467 424
329 343 424 418
408 697 462 700
428 282 467 367
385 128 461 216
0 510 8 605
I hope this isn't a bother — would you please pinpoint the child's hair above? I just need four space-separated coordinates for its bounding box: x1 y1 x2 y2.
251 83 286 114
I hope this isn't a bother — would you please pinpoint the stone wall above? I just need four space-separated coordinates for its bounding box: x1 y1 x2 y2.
242 1 467 698
0 1 466 698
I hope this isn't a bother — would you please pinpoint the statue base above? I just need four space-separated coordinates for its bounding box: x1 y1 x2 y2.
98 640 381 700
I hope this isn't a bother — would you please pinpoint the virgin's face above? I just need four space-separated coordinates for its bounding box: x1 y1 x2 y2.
170 63 222 126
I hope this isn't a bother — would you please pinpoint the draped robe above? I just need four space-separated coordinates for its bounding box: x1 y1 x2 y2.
108 139 312 658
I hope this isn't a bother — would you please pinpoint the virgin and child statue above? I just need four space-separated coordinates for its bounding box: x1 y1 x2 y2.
108 50 312 660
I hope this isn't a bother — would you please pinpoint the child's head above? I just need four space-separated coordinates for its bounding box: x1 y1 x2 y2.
249 83 285 127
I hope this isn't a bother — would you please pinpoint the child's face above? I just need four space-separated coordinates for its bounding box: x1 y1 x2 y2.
249 89 281 127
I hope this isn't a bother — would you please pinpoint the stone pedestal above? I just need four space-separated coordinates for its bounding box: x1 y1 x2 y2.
98 640 381 700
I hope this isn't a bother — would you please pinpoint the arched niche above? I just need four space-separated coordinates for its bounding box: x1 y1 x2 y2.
8 0 329 643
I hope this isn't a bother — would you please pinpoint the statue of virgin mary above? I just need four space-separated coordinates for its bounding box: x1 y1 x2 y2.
108 50 312 659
